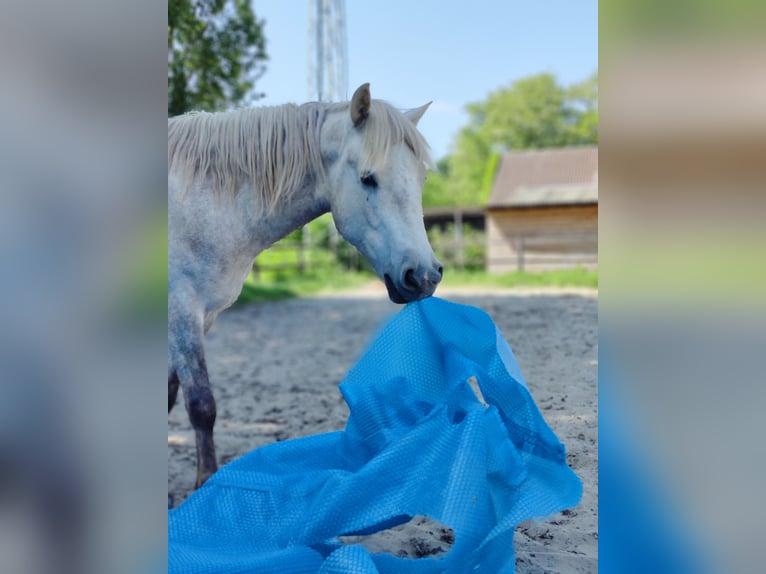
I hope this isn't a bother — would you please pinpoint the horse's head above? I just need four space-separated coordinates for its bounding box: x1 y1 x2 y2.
322 83 443 304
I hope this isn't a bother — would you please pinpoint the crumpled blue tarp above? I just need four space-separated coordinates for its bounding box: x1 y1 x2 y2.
168 297 582 573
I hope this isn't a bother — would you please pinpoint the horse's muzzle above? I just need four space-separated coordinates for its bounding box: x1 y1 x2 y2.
384 263 443 304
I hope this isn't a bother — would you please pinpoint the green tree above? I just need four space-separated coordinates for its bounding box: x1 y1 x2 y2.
168 0 268 116
422 158 452 207
442 72 598 206
567 73 599 144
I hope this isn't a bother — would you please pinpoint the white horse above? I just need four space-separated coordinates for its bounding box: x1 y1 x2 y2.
168 84 443 488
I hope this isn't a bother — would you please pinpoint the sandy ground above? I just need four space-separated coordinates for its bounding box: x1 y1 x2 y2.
168 283 598 572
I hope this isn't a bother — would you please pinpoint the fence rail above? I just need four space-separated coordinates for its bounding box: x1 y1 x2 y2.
251 235 365 278
251 225 596 276
486 230 598 272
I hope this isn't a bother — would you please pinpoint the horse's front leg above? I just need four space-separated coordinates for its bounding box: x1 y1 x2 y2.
169 306 218 489
186 362 218 489
168 370 180 413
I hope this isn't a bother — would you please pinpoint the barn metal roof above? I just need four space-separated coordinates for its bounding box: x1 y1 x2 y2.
487 147 598 208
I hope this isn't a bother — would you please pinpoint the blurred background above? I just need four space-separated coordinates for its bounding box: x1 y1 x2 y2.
600 1 766 573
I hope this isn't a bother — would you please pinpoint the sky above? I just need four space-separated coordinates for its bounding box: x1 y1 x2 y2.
253 0 598 161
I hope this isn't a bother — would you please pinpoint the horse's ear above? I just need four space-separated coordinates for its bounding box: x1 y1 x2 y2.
350 83 371 127
403 102 431 126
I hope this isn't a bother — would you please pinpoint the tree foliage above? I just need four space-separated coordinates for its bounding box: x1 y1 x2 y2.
566 72 598 144
421 158 452 207
424 72 598 208
168 0 268 116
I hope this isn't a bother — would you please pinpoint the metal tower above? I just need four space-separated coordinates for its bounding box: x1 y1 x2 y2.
307 0 348 102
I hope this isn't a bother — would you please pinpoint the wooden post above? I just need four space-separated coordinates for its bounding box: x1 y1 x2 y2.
303 224 311 270
517 236 525 272
297 226 307 274
454 209 464 271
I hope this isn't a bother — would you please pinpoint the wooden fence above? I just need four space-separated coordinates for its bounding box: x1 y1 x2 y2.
251 228 367 278
251 224 596 276
251 227 486 276
486 230 598 273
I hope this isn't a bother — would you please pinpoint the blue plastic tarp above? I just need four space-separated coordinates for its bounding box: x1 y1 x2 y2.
169 297 582 573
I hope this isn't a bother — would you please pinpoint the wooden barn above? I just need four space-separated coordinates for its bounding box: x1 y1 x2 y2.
486 146 598 273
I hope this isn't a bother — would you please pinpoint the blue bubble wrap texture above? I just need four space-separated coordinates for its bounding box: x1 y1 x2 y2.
169 298 582 573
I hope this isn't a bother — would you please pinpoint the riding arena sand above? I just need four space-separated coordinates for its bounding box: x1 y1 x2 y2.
168 283 598 573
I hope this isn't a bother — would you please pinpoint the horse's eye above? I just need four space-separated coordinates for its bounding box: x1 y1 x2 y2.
360 173 378 188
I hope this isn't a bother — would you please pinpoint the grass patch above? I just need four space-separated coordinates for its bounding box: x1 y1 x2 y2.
441 267 598 289
235 267 375 305
235 266 597 305
235 282 297 304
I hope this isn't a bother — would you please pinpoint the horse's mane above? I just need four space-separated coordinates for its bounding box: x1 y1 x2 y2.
167 100 432 211
358 100 434 176
168 103 327 210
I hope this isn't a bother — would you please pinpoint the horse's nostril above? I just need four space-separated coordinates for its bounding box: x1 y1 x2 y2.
404 268 418 289
437 265 444 278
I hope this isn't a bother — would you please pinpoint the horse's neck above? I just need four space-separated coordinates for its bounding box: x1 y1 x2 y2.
251 177 330 250
248 102 339 250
